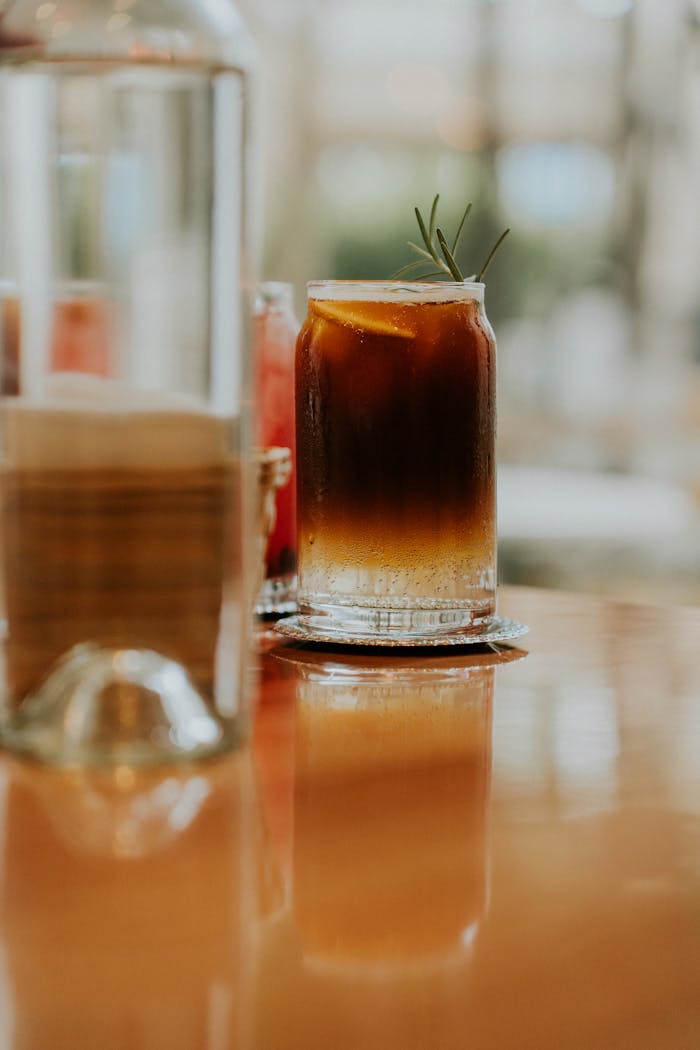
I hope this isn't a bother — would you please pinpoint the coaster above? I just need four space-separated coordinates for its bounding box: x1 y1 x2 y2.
273 615 529 648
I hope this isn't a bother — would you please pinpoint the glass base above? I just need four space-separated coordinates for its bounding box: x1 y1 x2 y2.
0 644 239 767
275 610 528 648
256 573 297 618
296 594 494 637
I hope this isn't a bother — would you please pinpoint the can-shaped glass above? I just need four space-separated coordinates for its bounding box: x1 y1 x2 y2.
295 281 497 642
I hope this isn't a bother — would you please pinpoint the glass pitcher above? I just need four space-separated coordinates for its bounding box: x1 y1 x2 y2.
0 0 255 765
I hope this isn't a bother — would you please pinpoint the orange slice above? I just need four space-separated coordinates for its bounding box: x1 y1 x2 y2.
311 301 414 340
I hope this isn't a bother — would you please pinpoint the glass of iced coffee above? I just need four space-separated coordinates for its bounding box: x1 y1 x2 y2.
287 278 516 644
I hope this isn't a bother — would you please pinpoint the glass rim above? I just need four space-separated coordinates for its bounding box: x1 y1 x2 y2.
307 280 485 304
256 280 295 307
258 279 293 296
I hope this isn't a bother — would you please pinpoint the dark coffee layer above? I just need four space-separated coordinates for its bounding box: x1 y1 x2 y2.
296 297 496 576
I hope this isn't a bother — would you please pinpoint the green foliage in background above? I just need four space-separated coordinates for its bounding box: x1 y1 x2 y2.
331 217 603 329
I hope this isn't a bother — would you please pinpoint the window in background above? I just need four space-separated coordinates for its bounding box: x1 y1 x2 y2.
242 0 700 605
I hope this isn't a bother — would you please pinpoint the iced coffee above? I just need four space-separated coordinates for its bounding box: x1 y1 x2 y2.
296 281 496 641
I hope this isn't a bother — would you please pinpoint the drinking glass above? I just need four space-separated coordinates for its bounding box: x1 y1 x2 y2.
0 0 254 764
293 280 504 644
254 282 299 616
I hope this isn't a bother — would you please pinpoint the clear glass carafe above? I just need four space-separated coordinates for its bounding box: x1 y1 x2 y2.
0 1 255 764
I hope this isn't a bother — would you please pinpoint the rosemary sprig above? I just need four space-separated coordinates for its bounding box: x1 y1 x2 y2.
451 201 472 255
391 258 438 280
476 226 510 282
407 241 437 265
436 228 463 282
414 206 441 267
391 196 509 283
428 193 440 244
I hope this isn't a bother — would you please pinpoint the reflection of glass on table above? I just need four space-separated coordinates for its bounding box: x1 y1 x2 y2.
287 651 497 972
1 753 256 1047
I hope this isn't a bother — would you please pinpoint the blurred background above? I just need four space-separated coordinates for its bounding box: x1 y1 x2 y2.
240 0 700 606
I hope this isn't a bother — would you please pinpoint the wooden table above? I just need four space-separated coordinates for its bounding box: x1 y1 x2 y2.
1 586 699 1048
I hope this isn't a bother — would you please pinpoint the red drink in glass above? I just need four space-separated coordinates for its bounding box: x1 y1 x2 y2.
254 282 299 614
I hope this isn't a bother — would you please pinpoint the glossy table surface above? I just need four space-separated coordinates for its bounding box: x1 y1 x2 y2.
1 586 699 1049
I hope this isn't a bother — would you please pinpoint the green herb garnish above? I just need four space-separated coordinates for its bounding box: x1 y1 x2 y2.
392 194 509 282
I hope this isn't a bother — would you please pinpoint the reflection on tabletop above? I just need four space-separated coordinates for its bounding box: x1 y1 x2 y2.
0 755 256 1050
1 586 700 1049
251 645 521 1050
